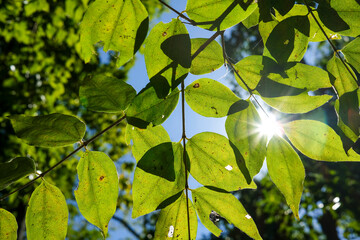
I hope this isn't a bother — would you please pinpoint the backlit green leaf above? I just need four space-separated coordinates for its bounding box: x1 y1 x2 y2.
261 93 332 114
242 6 260 29
125 124 171 161
283 120 360 162
9 113 86 147
144 19 190 96
26 181 68 240
154 193 197 240
74 151 119 236
79 75 136 113
225 101 267 179
267 136 305 219
185 78 241 118
192 187 262 239
327 55 358 97
342 37 360 73
0 209 17 240
186 0 257 31
331 0 360 37
0 157 35 190
187 132 256 191
126 86 179 128
132 142 185 218
80 0 149 66
190 38 223 75
265 16 309 63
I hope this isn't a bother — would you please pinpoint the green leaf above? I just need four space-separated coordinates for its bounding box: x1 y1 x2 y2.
242 6 260 29
233 55 266 90
24 0 49 16
79 74 136 113
334 90 360 143
132 142 185 218
261 93 332 114
265 16 309 63
0 208 18 240
125 124 171 161
192 187 262 239
144 19 190 97
327 55 358 97
0 157 36 190
26 181 68 240
79 0 149 67
187 132 256 191
126 86 179 128
266 136 305 219
342 37 360 73
331 0 360 37
186 0 257 31
9 113 86 147
190 38 223 75
74 151 119 236
225 101 267 179
275 4 340 42
283 120 360 162
185 78 241 118
154 193 197 239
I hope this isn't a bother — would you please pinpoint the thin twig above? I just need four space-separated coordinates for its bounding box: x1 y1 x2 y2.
303 0 358 82
192 31 223 60
0 115 126 202
158 0 196 25
112 215 141 239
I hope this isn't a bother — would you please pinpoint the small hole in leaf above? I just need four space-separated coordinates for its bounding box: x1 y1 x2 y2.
193 83 200 88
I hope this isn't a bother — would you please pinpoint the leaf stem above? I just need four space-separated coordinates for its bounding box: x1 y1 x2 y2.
303 0 357 82
158 0 196 25
0 115 126 202
181 74 191 239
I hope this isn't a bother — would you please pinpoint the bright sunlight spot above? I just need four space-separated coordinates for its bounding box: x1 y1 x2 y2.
257 111 283 139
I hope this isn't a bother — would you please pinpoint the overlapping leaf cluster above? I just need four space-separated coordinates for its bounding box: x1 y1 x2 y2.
1 0 360 239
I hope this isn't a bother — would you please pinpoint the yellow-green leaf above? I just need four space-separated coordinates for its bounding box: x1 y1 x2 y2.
185 78 241 118
190 38 223 75
132 142 185 218
9 113 86 148
26 181 68 240
327 55 358 97
187 132 256 191
192 187 262 239
331 0 360 37
266 136 305 219
0 209 18 240
125 124 171 161
80 0 149 67
154 193 197 240
342 37 360 73
0 157 36 190
186 0 257 31
74 151 119 236
283 120 360 162
225 101 267 179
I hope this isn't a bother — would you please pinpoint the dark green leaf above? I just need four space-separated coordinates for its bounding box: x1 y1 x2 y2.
26 181 68 240
154 193 197 239
126 86 179 128
190 38 223 75
317 1 350 34
79 75 136 113
331 0 360 37
327 55 358 97
267 136 305 219
186 0 257 31
0 157 35 190
0 208 18 240
144 19 190 97
132 142 185 218
187 132 256 191
125 124 171 161
74 151 119 236
192 187 262 239
283 120 360 161
80 0 149 67
225 101 267 179
9 113 86 147
185 78 241 118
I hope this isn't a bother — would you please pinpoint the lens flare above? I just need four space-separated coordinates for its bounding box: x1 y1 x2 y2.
257 112 283 139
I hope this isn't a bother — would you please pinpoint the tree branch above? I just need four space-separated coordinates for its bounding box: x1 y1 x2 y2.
112 215 141 239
